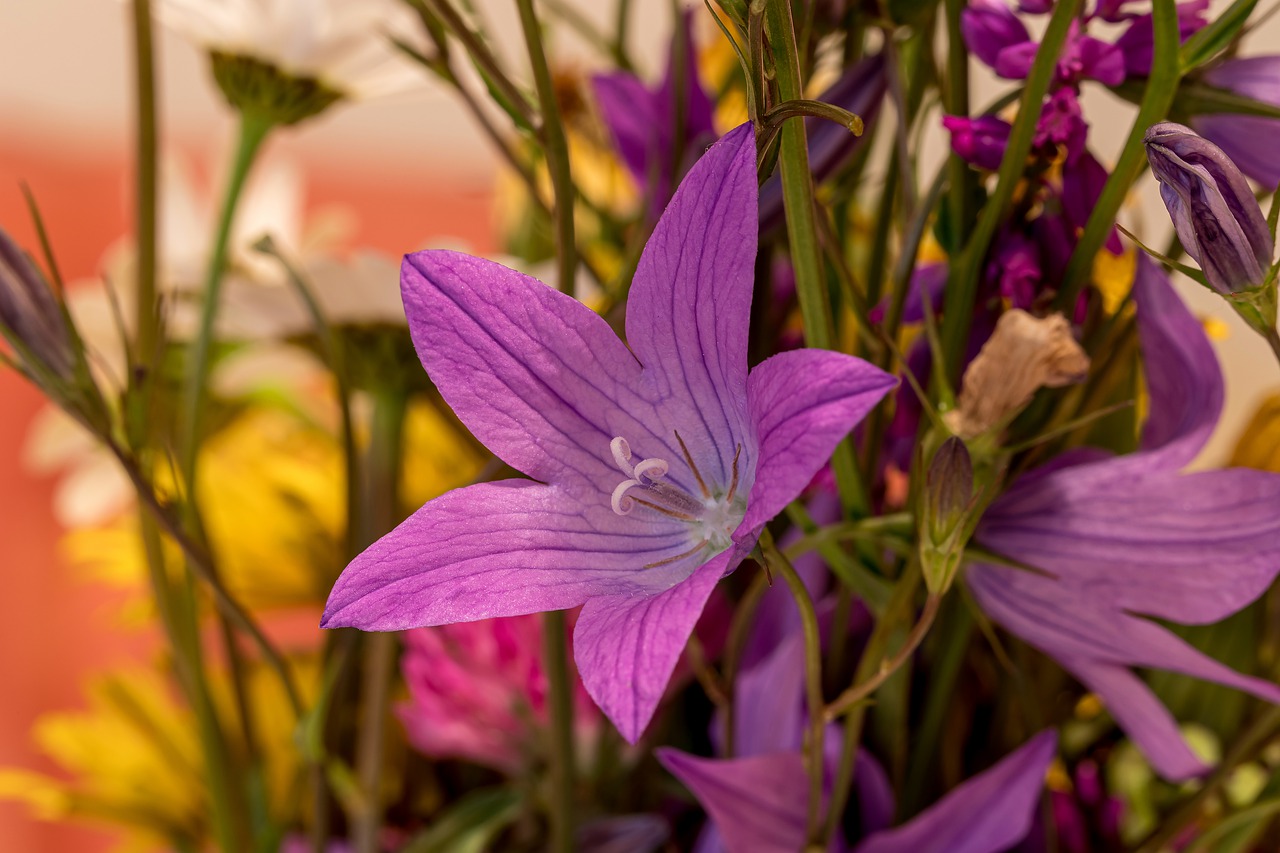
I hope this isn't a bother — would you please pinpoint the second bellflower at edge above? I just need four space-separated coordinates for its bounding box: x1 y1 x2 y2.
320 123 896 741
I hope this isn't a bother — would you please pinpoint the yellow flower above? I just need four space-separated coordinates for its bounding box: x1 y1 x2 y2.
1092 245 1137 316
1230 394 1280 471
64 397 483 617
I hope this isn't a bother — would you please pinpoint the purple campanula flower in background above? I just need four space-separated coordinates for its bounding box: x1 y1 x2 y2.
1144 121 1273 295
1192 56 1280 189
592 11 717 214
961 0 1031 73
759 54 887 230
967 257 1280 781
657 602 1056 853
1113 0 1208 78
988 230 1041 309
942 115 1009 171
320 125 895 742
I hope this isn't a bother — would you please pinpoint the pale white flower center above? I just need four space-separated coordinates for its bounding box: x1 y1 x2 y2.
608 434 746 565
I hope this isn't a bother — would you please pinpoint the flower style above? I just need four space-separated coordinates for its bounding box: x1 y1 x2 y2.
153 0 422 106
1144 121 1274 295
398 615 598 772
967 256 1280 780
321 124 896 741
657 587 1056 853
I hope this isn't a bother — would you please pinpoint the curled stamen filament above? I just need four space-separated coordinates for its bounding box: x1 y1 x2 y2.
612 479 641 514
611 437 634 476
633 457 668 484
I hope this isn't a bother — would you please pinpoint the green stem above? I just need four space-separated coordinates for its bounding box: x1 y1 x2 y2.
517 0 577 297
822 561 921 844
178 112 273 489
903 600 973 815
764 0 871 523
759 530 826 846
942 0 974 240
542 609 575 853
1266 325 1280 369
1056 0 1180 311
129 0 160 368
939 0 1080 378
352 391 407 853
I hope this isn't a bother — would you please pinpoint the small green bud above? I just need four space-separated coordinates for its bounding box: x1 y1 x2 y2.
921 437 976 596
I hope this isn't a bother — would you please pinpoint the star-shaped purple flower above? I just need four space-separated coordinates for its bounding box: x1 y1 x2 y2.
968 256 1280 780
321 124 895 741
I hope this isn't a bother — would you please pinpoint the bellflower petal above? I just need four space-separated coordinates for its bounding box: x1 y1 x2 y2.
854 732 1056 853
739 349 896 533
1144 121 1274 295
943 115 1011 171
593 72 663 186
1114 0 1208 78
657 749 811 853
575 548 739 742
1194 56 1280 188
322 480 687 629
967 260 1280 780
325 123 890 742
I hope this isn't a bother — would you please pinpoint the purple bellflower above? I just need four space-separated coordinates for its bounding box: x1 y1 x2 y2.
592 11 717 214
320 124 895 742
967 256 1280 781
1144 121 1274 295
1193 55 1280 190
1113 0 1208 78
658 591 1056 853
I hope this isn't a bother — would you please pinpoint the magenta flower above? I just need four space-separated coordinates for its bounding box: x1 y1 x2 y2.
321 124 895 741
397 615 598 771
968 256 1280 780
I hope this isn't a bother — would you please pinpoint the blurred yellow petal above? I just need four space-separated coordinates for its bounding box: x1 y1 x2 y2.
1230 394 1280 471
1092 246 1137 315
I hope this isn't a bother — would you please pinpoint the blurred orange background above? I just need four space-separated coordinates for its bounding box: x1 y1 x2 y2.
0 133 494 851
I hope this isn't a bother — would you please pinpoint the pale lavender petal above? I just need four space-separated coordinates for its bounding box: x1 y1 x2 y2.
1130 254 1221 467
625 124 758 491
1195 55 1280 187
855 731 1056 853
854 751 896 837
968 565 1280 779
322 480 692 630
1070 661 1209 780
657 749 809 853
733 628 807 756
978 467 1280 624
575 547 742 743
402 251 669 496
739 349 895 533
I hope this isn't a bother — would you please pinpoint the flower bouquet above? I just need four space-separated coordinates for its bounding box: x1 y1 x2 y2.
4 0 1280 850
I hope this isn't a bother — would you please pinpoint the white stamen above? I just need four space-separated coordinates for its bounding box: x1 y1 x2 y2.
632 457 668 484
611 479 640 514
610 437 634 477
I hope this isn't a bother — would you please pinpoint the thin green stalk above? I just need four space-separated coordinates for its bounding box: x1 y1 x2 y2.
613 0 632 66
759 530 826 846
942 0 974 239
763 0 871 521
903 600 973 815
1056 0 1180 310
542 609 575 853
1268 326 1280 368
129 0 160 366
178 112 273 488
939 0 1080 377
352 391 407 853
517 0 577 297
822 561 921 845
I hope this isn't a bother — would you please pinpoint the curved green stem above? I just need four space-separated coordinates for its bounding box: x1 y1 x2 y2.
759 530 826 846
542 609 575 853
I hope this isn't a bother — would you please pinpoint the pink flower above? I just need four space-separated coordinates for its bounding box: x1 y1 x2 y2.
396 614 598 772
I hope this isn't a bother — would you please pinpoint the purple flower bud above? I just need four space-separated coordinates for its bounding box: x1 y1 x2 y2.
1144 121 1274 294
943 114 1011 171
921 436 975 595
0 227 72 379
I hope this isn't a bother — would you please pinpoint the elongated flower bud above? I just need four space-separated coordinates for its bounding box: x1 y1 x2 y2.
921 437 976 595
0 227 72 379
1144 122 1274 295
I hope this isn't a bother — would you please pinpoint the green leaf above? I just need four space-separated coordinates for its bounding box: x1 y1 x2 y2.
400 788 524 853
1184 797 1280 853
1179 0 1258 72
1177 83 1280 120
